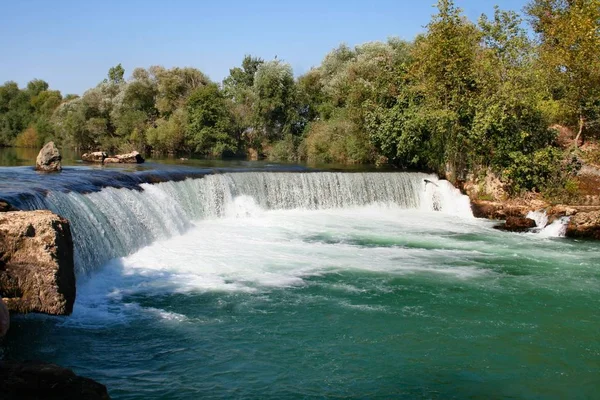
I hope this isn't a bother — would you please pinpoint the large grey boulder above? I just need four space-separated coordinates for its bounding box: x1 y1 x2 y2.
35 142 62 172
0 210 76 315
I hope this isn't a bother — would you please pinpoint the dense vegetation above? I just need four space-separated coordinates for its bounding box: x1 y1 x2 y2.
1 0 598 195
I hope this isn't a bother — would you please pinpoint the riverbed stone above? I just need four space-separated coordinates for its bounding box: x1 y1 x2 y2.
496 216 537 232
35 142 62 172
0 210 75 315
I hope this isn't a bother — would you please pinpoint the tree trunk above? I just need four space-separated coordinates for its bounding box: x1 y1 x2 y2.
574 113 585 147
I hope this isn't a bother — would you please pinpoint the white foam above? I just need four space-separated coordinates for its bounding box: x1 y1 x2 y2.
526 210 549 228
525 210 570 238
539 217 570 238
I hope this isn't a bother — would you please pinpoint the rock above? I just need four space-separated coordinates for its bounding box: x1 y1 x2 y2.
81 152 107 163
495 216 537 232
35 142 62 172
115 151 144 164
566 210 600 240
0 297 8 338
103 157 120 163
464 170 508 202
0 210 75 315
0 360 110 400
0 200 18 212
470 200 529 219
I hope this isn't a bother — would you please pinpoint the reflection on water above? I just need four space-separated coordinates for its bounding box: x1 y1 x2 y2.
0 146 393 172
0 147 81 166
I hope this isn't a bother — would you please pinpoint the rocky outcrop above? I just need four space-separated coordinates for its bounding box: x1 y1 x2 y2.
0 210 75 315
0 297 8 338
566 210 600 240
35 142 62 172
81 152 107 163
0 360 110 399
470 199 542 219
82 151 144 164
494 216 537 232
115 151 144 163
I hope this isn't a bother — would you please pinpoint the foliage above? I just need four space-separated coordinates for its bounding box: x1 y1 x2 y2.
1 0 598 198
526 0 600 142
186 84 236 156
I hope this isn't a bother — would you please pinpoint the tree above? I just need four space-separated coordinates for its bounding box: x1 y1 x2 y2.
251 60 300 141
526 0 600 144
108 64 125 84
409 0 480 176
222 55 264 99
186 83 236 156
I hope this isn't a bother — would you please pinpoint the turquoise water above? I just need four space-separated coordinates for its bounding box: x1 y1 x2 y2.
3 206 599 399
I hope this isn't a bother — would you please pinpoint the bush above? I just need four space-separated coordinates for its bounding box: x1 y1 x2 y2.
14 126 40 148
302 118 375 164
502 147 564 193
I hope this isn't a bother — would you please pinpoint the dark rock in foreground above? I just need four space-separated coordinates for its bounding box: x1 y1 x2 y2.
0 210 75 315
0 360 110 400
35 142 62 172
494 216 537 232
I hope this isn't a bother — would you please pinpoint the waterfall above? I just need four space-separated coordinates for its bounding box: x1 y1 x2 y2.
526 210 569 238
11 172 472 273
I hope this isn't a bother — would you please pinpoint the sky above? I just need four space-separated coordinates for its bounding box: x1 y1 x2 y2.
0 0 529 95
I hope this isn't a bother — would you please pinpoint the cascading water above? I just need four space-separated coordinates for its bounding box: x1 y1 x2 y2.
526 209 570 237
9 171 472 273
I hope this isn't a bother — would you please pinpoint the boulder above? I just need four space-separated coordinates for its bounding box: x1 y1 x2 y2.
0 297 8 338
35 142 62 172
0 360 110 400
0 200 17 212
115 151 144 164
0 210 75 315
495 216 537 232
81 152 107 163
566 210 600 240
103 157 120 163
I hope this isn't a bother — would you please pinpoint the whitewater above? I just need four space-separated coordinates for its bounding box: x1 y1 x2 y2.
3 169 599 399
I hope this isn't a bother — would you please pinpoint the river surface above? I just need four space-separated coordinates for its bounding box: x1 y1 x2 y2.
0 158 599 399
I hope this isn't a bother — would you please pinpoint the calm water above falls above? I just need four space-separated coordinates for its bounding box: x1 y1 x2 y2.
1 166 599 399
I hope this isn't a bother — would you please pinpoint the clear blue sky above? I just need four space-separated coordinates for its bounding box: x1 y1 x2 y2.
0 0 529 95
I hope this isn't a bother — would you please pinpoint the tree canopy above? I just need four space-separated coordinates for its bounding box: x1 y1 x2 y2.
1 0 598 195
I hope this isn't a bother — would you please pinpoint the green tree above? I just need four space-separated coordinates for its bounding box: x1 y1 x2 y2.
409 0 480 177
186 83 236 156
526 0 600 143
251 60 300 141
108 63 125 84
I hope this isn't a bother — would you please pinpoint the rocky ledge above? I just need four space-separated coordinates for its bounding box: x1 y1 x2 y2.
472 199 600 238
566 210 600 240
82 150 145 164
0 360 110 399
0 210 76 315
